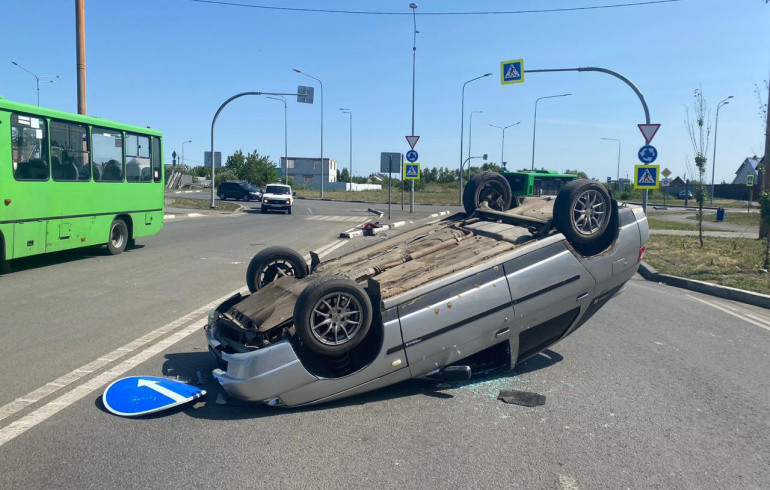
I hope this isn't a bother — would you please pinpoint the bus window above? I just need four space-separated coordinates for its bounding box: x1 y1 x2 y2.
92 128 124 182
125 134 151 182
11 113 49 181
51 120 90 181
151 136 162 182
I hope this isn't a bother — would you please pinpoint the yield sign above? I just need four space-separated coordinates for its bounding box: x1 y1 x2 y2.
638 124 661 144
405 135 420 149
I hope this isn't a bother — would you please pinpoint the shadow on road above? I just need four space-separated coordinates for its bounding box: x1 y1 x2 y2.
4 243 145 274
146 347 563 421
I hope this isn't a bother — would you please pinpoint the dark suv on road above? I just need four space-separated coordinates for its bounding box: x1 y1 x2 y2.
217 181 262 201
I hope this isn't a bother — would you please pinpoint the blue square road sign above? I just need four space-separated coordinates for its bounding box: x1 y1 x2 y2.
500 59 524 85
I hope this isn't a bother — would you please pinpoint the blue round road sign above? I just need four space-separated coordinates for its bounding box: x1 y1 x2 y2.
638 145 658 164
102 376 206 417
406 150 418 163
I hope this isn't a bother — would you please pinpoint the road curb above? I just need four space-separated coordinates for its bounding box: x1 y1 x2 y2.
638 261 770 309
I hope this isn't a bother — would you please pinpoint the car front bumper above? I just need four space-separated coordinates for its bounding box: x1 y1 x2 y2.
204 322 316 403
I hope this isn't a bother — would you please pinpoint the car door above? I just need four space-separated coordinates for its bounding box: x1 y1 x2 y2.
501 239 596 361
397 265 514 378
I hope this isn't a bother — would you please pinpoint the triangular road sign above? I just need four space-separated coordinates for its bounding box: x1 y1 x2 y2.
639 169 655 184
505 65 520 79
405 135 420 149
638 124 661 144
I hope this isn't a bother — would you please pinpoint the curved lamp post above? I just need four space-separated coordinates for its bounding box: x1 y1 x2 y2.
531 93 571 170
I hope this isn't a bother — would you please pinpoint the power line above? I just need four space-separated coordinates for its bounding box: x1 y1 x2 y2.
187 0 682 16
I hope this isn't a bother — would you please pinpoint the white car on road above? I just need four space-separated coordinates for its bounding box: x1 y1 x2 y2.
261 184 293 214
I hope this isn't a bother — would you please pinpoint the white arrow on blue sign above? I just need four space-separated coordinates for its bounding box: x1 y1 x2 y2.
638 145 658 164
102 376 206 417
406 150 418 163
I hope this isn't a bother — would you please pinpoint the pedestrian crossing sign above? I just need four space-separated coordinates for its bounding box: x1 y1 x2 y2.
500 59 524 85
634 164 660 190
404 163 420 180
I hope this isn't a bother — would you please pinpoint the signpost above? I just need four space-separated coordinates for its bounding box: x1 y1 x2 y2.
500 59 524 85
405 136 419 213
747 174 754 212
380 152 402 221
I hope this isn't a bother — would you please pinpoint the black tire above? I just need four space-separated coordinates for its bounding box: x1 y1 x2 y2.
463 171 512 215
553 179 613 247
107 219 128 255
293 276 373 356
217 192 224 200
261 206 267 214
287 207 292 215
246 246 309 293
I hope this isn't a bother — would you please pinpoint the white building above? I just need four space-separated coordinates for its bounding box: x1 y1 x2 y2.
731 157 762 185
280 157 337 189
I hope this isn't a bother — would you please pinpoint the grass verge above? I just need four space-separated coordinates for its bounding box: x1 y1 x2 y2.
646 217 721 232
644 235 769 295
686 210 760 227
166 197 242 212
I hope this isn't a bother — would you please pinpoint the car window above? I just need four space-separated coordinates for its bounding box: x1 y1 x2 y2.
265 185 290 195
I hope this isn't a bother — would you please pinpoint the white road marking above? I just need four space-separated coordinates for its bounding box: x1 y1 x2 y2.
307 207 313 214
0 288 245 423
686 294 770 333
744 313 770 327
0 237 348 445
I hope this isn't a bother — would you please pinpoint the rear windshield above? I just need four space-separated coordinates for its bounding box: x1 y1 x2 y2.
265 185 290 195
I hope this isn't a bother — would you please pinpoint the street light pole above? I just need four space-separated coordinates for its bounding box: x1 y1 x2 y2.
601 137 621 184
293 69 324 197
489 122 520 168
459 73 492 204
468 110 483 175
711 96 733 206
531 93 571 170
11 61 59 106
339 108 353 191
181 140 192 167
409 2 418 213
267 96 288 184
209 90 305 209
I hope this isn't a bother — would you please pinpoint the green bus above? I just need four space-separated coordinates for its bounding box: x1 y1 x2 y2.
0 97 164 272
503 170 578 201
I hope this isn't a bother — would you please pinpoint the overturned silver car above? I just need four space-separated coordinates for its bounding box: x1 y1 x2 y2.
205 178 649 407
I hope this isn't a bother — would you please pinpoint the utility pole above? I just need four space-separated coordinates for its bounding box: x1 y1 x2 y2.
489 122 520 169
267 96 288 184
459 73 491 204
339 109 353 190
11 62 59 106
293 69 323 197
761 80 770 245
75 0 87 115
408 2 418 213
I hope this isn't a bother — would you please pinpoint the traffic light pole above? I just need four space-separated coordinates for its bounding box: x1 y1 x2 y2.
527 66 652 213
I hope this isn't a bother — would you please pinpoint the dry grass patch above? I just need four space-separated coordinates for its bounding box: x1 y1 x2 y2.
644 235 769 295
167 197 242 212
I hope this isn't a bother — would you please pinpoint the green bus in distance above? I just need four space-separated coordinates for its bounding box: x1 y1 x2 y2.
0 97 164 272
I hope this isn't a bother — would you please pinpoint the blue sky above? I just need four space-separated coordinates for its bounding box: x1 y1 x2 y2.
3 0 769 183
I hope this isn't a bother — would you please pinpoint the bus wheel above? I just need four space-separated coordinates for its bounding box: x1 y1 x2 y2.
107 219 129 255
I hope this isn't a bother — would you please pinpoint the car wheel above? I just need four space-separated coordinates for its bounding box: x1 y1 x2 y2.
463 171 512 215
261 206 267 214
107 219 128 255
553 179 612 247
246 246 309 293
288 207 292 215
294 276 373 356
217 192 224 200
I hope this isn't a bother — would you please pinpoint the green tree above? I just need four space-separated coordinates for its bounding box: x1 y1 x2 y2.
225 149 278 187
338 167 350 183
684 88 711 247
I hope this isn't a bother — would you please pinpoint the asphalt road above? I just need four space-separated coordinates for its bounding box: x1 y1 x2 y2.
1 203 768 488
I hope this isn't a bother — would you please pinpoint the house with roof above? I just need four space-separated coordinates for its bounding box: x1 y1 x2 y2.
732 157 763 185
